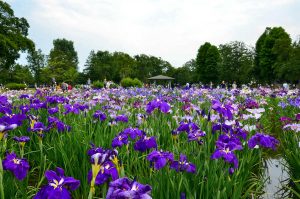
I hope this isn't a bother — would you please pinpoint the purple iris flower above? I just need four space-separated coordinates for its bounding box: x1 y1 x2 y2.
134 136 157 152
211 148 239 170
87 145 119 166
0 123 17 133
296 113 300 121
233 127 248 140
122 127 145 139
0 123 17 140
115 115 128 123
211 134 243 172
34 167 80 199
0 96 9 105
2 152 30 180
48 107 59 115
170 154 196 173
30 102 47 110
244 98 259 109
278 101 287 108
211 100 234 120
19 94 30 99
93 110 107 121
159 101 171 113
212 123 232 134
46 96 69 104
215 134 243 151
30 122 47 132
106 177 152 199
0 114 26 126
287 97 300 107
188 130 206 145
88 146 120 190
147 150 174 170
279 116 292 124
13 136 30 144
48 117 71 132
64 104 80 114
0 106 12 114
19 105 30 114
112 134 129 148
0 96 12 114
177 121 199 133
87 161 119 186
29 122 47 139
248 133 279 150
146 99 170 114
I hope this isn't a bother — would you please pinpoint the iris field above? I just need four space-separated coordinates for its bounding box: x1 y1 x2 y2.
0 87 300 199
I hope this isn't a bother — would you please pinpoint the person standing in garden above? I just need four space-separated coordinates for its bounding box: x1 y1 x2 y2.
232 81 237 89
283 82 289 91
220 81 226 89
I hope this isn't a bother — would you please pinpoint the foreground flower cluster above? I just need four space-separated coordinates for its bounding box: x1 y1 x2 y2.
1 85 297 198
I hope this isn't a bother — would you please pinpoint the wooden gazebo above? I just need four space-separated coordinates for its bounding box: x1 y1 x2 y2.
148 75 174 88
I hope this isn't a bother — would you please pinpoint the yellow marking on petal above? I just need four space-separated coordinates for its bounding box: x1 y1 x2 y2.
223 148 231 154
13 158 21 164
30 120 36 129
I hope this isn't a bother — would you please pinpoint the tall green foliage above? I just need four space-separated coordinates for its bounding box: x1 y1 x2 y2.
0 1 34 83
280 39 300 83
83 52 174 83
84 50 115 82
47 38 79 83
26 49 46 84
196 42 221 84
134 54 173 82
219 41 254 84
254 27 292 83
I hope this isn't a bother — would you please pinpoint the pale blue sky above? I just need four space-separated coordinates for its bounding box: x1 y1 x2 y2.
6 0 300 71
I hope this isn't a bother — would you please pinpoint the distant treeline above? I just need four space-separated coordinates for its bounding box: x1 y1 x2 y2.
1 1 300 86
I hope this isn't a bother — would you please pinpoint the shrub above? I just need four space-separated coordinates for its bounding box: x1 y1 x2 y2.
120 77 143 88
5 83 27 90
92 81 104 89
109 83 119 89
133 78 143 88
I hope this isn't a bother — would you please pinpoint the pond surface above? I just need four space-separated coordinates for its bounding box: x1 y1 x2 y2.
263 158 289 199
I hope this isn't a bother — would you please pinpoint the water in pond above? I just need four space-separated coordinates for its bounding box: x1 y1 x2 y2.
263 158 289 199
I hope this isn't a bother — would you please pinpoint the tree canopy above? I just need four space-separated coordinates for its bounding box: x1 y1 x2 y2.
1 1 300 87
0 1 34 83
254 27 292 83
195 42 221 84
46 38 79 83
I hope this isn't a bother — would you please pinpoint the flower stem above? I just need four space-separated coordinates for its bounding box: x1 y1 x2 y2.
0 156 5 199
88 184 94 199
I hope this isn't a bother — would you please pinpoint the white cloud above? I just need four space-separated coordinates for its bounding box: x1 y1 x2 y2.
12 0 300 69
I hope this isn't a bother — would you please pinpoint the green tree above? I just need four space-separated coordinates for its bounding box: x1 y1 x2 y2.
111 52 136 82
0 1 34 83
4 64 34 84
170 59 196 85
47 38 79 83
83 50 113 82
282 39 300 83
134 54 173 82
26 49 46 84
254 27 292 83
219 41 254 84
196 42 221 84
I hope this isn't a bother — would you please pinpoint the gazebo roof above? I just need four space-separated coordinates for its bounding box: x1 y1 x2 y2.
148 75 174 80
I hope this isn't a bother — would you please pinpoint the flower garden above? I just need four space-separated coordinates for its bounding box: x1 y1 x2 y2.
1 86 300 199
